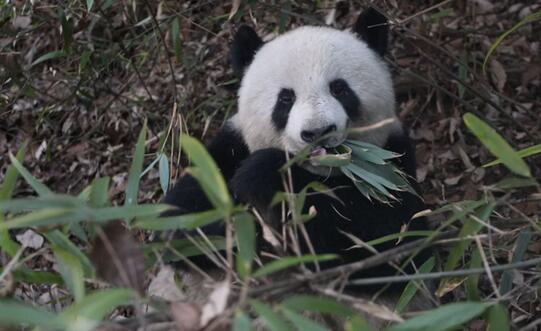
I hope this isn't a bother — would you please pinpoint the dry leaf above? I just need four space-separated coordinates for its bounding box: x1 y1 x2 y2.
16 229 44 249
199 281 230 327
228 0 241 20
90 222 145 294
489 59 507 92
147 266 185 302
170 302 201 331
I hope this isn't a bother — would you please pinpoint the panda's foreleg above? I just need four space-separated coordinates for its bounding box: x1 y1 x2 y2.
163 124 249 217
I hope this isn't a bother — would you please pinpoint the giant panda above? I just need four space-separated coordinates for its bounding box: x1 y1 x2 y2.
164 7 430 295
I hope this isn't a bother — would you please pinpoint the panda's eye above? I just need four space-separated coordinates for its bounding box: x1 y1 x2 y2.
278 89 295 104
330 79 349 97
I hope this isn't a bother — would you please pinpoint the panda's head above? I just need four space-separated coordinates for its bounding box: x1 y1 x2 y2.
230 8 400 170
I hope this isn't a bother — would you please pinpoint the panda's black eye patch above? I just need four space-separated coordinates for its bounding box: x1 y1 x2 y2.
272 88 295 131
330 79 348 97
329 79 361 120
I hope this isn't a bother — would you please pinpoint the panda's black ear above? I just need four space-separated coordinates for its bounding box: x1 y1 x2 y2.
230 25 264 77
353 7 389 56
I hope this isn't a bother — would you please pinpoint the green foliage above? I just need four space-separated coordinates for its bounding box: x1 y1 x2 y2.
386 302 488 331
483 10 541 71
463 113 531 177
253 254 337 278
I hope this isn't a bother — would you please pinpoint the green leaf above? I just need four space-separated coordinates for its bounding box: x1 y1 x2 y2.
466 249 482 301
253 254 337 278
457 53 468 99
31 50 66 67
282 295 373 331
181 135 232 212
143 236 227 263
159 154 170 194
494 176 538 190
395 257 435 313
2 267 63 284
0 195 84 213
52 246 85 302
235 213 256 279
86 0 94 11
282 307 330 331
438 202 494 294
484 144 541 167
483 10 541 72
0 300 65 329
125 121 147 206
386 302 488 331
487 304 510 331
89 177 110 208
282 295 355 317
135 209 224 230
59 10 73 52
0 204 171 230
366 231 434 246
232 311 251 331
171 17 182 63
61 288 133 331
250 300 292 331
500 230 531 294
463 113 531 177
8 153 52 196
46 230 95 277
443 203 495 271
0 144 26 257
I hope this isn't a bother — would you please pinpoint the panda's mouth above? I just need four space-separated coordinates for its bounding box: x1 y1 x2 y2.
309 145 328 157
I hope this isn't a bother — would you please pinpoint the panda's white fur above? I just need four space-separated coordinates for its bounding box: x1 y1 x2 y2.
163 8 433 327
231 25 400 157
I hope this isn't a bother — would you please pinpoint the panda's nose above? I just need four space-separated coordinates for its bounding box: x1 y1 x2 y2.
301 124 337 143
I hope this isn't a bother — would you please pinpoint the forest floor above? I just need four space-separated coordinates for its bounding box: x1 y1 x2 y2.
1 0 540 330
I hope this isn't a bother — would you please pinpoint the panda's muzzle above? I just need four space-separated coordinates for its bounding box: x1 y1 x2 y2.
300 124 337 143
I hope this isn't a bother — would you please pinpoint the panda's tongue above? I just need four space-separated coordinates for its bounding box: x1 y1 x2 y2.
310 146 327 157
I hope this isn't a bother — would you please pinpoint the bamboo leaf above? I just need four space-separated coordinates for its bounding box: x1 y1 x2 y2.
135 208 224 230
31 50 66 67
159 154 170 194
0 144 26 257
250 300 292 331
171 17 182 63
463 113 531 177
8 153 52 196
486 304 510 331
484 144 541 167
483 10 541 72
125 121 147 206
0 300 65 329
395 257 435 313
500 230 531 294
232 311 251 331
386 302 488 331
253 254 337 278
282 308 330 331
181 135 232 212
52 246 85 302
235 212 256 279
61 288 134 331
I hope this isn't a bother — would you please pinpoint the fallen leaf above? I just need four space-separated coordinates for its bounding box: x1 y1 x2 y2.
147 266 185 302
200 281 230 327
489 59 507 92
16 229 44 249
170 302 201 331
90 222 145 294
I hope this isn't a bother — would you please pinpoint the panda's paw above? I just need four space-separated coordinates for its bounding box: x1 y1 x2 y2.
230 148 287 209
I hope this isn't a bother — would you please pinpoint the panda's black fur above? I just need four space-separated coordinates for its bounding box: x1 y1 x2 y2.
163 8 430 292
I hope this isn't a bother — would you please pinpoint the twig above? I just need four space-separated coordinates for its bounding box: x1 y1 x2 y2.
141 0 179 103
348 257 541 286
